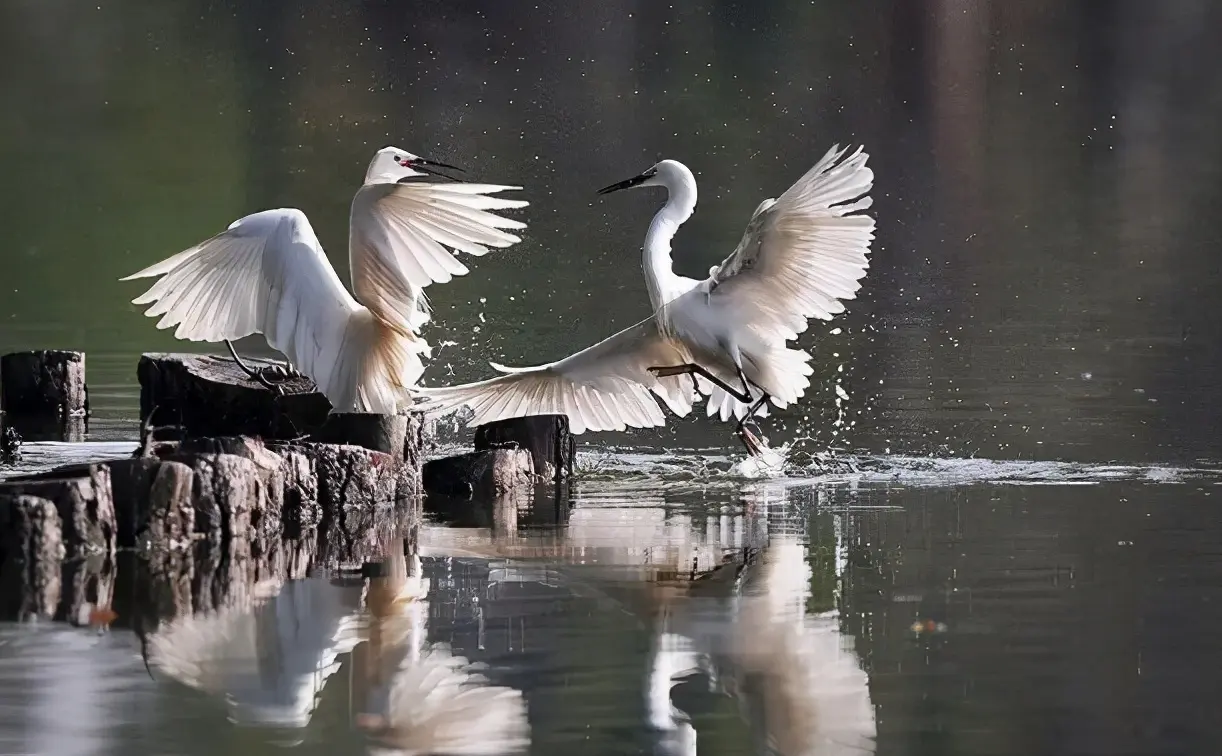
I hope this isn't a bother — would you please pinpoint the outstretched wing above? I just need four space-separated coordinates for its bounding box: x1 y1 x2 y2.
694 145 874 421
349 181 529 334
413 317 698 434
121 209 407 410
707 144 875 342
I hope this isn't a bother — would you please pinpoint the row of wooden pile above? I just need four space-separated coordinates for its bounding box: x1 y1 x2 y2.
0 349 576 621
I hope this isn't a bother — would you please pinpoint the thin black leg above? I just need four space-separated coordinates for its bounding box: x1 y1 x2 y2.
648 363 777 457
649 363 753 403
733 392 773 456
225 339 260 376
224 339 282 392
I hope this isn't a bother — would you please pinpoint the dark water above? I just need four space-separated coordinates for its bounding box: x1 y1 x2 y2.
3 0 1222 754
0 467 1220 755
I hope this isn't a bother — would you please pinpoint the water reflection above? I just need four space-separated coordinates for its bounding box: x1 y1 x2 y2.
644 483 877 756
355 535 531 756
1 471 1218 753
148 574 364 729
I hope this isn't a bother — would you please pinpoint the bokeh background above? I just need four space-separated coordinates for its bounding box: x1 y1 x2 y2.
2 0 1220 462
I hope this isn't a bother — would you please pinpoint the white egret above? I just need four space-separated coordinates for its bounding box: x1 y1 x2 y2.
121 146 529 414
413 144 874 454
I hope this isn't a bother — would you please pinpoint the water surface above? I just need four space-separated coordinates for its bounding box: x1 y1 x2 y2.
2 1 1222 754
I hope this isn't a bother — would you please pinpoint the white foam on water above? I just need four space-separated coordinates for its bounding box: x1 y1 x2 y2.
7 440 1220 493
574 447 1222 489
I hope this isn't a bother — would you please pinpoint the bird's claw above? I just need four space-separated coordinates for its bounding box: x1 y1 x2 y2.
248 364 300 393
260 363 302 381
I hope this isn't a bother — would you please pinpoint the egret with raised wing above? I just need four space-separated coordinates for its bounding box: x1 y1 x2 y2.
121 146 528 413
414 144 874 455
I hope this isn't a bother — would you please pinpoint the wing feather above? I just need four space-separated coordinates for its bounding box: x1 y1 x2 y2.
121 209 421 413
413 317 696 434
349 181 528 334
707 144 875 343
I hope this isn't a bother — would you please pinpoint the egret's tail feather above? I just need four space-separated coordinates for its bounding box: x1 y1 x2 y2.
701 346 813 423
333 313 429 413
412 369 671 435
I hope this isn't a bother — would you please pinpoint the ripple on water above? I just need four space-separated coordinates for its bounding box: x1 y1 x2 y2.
7 440 1219 493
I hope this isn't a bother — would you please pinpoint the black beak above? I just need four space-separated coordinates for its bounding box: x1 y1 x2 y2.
401 157 466 181
597 171 652 196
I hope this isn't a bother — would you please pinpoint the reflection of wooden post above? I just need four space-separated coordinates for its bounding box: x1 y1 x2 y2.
491 495 519 539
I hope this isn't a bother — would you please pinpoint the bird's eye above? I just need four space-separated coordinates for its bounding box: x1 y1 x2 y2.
396 155 406 163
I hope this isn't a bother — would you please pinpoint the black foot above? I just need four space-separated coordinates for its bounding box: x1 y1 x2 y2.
224 339 300 394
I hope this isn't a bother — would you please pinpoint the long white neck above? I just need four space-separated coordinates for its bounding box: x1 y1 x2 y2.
643 167 697 310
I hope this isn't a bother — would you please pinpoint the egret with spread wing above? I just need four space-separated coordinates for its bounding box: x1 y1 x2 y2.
121 146 528 414
414 144 874 454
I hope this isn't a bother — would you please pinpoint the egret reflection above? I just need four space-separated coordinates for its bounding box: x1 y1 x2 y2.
647 482 877 756
147 574 365 728
145 536 529 755
355 538 530 756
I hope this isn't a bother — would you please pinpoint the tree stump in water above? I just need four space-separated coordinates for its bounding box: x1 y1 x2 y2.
136 354 425 468
422 448 534 500
474 415 575 482
1 433 419 564
137 352 330 440
0 350 89 419
0 464 116 555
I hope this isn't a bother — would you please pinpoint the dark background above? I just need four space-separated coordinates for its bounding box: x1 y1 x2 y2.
2 0 1219 462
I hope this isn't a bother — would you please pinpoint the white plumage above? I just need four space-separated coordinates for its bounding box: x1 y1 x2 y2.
121 146 529 414
724 532 878 755
361 645 532 756
414 144 875 453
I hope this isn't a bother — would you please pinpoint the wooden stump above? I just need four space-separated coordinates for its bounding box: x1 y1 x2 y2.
422 448 534 499
0 464 116 555
0 495 65 621
312 412 409 458
0 350 88 418
137 352 330 440
474 415 575 482
144 462 195 550
136 354 426 467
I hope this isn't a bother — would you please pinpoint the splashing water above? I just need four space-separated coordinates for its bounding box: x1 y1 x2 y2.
730 440 791 479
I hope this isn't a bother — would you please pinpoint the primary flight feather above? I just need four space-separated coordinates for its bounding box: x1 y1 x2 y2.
121 147 529 414
414 144 874 454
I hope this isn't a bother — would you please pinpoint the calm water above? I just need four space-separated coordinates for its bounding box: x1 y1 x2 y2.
3 0 1222 754
0 463 1221 755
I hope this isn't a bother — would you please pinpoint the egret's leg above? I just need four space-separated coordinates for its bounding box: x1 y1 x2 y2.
223 340 302 381
734 387 773 457
649 363 773 456
225 339 262 378
224 340 284 393
649 364 752 403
